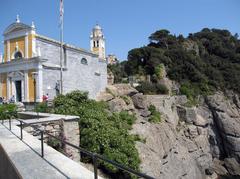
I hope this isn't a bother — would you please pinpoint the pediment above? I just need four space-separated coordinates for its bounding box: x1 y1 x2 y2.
3 23 32 36
8 71 24 79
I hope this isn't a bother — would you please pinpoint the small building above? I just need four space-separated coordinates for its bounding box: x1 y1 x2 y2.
0 16 107 102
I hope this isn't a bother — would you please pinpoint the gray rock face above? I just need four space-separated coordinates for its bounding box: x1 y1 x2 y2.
206 92 240 162
98 86 240 179
224 158 240 175
131 95 213 179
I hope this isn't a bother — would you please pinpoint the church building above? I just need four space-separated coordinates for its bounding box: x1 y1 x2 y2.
0 16 107 102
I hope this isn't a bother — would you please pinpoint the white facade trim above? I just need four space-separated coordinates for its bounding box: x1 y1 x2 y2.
24 70 29 102
0 58 47 74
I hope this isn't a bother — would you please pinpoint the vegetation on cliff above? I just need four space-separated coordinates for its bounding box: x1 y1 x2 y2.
47 91 140 178
109 28 240 99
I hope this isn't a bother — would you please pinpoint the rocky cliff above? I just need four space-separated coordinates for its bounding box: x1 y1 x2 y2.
97 84 240 179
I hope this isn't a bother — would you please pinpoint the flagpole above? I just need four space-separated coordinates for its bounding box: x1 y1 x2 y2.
60 0 64 94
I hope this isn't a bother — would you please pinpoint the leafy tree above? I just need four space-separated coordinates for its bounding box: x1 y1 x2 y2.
124 28 240 99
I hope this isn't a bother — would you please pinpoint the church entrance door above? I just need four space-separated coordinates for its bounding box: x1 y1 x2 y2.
15 80 22 102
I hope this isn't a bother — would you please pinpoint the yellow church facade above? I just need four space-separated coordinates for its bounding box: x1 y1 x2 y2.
0 17 40 102
0 16 107 103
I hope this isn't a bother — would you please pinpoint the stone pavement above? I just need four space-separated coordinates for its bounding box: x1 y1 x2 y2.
0 120 101 179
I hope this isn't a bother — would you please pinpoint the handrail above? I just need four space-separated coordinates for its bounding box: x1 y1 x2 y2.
1 118 155 179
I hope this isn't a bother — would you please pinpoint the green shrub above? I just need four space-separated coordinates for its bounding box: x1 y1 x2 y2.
0 104 17 120
148 105 161 123
136 81 156 94
154 64 165 79
35 102 48 113
136 81 169 95
179 82 201 106
155 83 169 94
52 91 140 178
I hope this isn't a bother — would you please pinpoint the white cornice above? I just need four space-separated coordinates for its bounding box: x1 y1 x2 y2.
0 57 47 73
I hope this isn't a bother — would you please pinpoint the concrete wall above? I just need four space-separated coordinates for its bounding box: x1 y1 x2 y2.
36 37 107 99
0 144 22 179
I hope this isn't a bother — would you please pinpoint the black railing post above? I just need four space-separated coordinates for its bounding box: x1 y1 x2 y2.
92 154 98 179
20 121 23 140
1 119 3 124
40 130 44 158
9 118 11 130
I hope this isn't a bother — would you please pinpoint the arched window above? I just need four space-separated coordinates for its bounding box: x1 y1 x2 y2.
14 51 23 59
81 58 88 65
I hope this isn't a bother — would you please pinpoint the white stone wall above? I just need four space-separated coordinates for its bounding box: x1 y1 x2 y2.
36 38 107 99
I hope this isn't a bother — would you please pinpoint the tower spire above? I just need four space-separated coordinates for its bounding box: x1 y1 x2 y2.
16 14 20 23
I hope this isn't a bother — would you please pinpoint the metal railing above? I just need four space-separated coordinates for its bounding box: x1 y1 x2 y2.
1 118 155 179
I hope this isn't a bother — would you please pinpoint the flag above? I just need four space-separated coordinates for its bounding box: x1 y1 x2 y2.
60 0 64 26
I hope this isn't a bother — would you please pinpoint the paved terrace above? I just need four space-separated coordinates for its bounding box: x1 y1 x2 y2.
0 118 102 179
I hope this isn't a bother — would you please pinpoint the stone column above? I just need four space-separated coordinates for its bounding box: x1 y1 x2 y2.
21 79 25 102
6 76 11 100
24 71 29 102
36 65 43 102
11 80 15 101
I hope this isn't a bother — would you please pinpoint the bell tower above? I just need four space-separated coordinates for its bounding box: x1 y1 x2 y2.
90 24 105 59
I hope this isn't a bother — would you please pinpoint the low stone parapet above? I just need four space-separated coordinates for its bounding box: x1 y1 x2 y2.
18 111 80 162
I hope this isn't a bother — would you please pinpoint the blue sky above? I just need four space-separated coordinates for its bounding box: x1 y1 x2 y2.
0 0 239 60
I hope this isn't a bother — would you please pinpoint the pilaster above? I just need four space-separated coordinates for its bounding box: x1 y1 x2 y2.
25 34 29 58
36 65 43 102
7 40 10 62
24 70 29 102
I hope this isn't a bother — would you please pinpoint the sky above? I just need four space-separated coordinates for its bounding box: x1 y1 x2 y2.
0 0 239 60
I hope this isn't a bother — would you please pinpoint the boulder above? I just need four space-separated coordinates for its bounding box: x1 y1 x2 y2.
106 85 119 97
194 114 208 127
177 106 197 124
139 109 151 117
108 97 127 112
131 93 147 109
96 92 114 102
